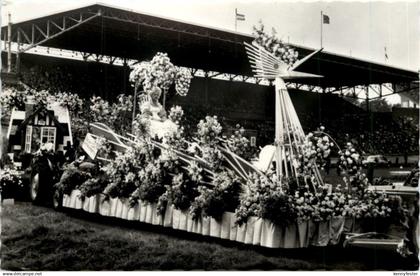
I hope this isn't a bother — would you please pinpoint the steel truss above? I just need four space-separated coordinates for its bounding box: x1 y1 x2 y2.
2 9 101 72
2 44 416 102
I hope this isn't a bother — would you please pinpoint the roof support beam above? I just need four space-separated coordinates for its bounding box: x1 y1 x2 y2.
17 12 100 54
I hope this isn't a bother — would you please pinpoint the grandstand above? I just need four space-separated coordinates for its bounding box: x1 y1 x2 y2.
1 3 418 155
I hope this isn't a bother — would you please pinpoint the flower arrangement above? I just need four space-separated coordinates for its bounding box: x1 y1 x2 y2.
197 116 222 145
54 162 92 195
0 87 25 111
337 142 368 196
353 190 404 222
90 96 112 123
167 173 199 211
132 114 151 138
175 67 192 96
252 21 299 67
168 105 184 125
189 171 242 220
78 168 109 200
226 124 253 161
102 148 141 198
135 160 168 203
296 127 333 177
54 91 84 116
129 61 151 88
129 52 192 99
235 173 292 225
0 168 23 199
109 94 134 134
31 90 51 110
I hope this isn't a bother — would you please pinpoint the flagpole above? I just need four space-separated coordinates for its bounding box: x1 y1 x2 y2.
320 11 323 48
235 8 237 32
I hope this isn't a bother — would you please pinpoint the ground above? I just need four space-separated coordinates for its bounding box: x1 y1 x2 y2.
1 201 418 271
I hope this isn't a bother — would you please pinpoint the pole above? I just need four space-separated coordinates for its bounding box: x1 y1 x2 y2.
320 11 323 48
7 13 12 73
275 78 286 182
235 8 237 32
132 84 138 132
16 28 21 74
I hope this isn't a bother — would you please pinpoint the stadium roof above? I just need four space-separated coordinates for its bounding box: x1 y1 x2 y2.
2 3 418 87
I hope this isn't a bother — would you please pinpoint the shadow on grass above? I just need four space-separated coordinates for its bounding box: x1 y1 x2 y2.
62 207 419 271
1 202 418 271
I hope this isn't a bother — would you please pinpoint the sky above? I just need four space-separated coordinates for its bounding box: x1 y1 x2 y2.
1 0 419 71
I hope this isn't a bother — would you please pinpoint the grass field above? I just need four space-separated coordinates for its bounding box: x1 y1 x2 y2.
1 202 418 271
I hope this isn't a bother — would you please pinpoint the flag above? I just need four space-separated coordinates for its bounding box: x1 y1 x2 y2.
384 47 389 60
236 10 245 21
323 14 330 24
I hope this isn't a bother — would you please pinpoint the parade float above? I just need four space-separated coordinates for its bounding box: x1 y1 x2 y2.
0 24 416 255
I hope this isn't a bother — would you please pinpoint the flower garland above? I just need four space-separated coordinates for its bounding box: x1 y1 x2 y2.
175 67 192 96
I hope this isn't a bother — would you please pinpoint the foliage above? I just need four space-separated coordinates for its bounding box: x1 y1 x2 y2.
0 168 23 198
78 176 108 200
135 159 170 203
55 162 91 195
190 171 242 220
167 173 199 211
102 148 142 199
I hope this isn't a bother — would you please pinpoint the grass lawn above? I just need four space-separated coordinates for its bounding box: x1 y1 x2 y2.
1 202 418 271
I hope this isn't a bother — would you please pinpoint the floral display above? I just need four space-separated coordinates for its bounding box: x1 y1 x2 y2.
226 124 253 161
129 61 151 88
168 105 184 125
296 127 333 177
175 67 192 96
135 160 169 203
197 116 223 145
167 172 199 211
189 171 242 220
337 142 368 196
109 94 134 134
0 168 23 198
54 91 84 116
102 148 142 199
0 87 25 111
54 162 92 196
132 114 151 138
252 21 299 66
78 168 109 200
90 96 112 123
31 90 51 110
129 53 192 103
